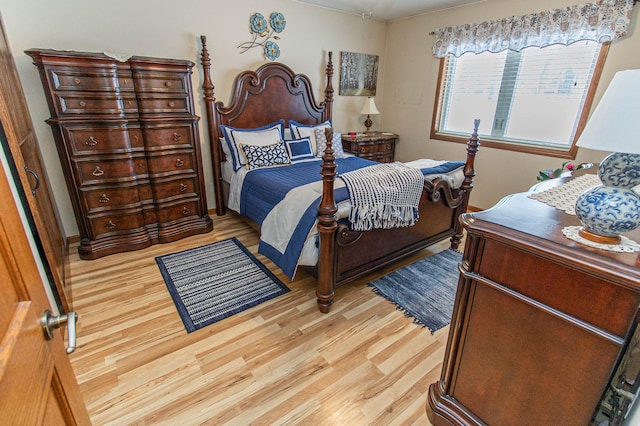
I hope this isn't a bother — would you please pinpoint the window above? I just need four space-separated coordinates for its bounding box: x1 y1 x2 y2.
431 41 609 158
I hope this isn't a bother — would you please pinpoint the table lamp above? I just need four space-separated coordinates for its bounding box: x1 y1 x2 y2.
361 96 379 132
574 69 640 245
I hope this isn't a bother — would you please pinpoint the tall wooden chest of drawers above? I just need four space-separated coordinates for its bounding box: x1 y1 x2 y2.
26 49 212 259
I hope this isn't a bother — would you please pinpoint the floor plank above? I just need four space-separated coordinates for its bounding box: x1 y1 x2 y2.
68 212 452 425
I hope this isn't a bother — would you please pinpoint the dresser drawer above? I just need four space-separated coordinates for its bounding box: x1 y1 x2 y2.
87 210 147 239
136 95 191 115
73 156 147 186
356 141 394 155
81 183 152 213
477 239 640 337
133 75 188 93
377 153 394 163
54 93 138 116
49 69 134 92
156 199 202 223
142 124 194 150
151 177 198 202
146 152 195 176
65 126 144 155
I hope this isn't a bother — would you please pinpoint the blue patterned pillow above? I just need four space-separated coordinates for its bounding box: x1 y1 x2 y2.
314 128 347 158
285 137 317 163
240 141 291 170
221 120 285 171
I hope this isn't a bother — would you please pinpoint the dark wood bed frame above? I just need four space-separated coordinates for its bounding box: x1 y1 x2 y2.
199 36 480 313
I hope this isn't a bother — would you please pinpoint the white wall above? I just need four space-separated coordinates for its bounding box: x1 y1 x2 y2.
383 0 640 209
0 0 388 236
3 0 639 232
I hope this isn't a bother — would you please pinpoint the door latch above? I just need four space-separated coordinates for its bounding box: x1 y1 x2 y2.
40 310 78 354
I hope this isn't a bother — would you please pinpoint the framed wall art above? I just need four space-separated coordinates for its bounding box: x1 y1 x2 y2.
339 51 379 96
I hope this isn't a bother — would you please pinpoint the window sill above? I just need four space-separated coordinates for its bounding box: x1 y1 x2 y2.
430 130 578 159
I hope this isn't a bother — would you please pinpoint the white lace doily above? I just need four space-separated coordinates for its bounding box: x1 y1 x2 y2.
562 226 640 252
528 174 601 215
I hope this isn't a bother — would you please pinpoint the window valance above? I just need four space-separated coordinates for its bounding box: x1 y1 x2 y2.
431 0 635 58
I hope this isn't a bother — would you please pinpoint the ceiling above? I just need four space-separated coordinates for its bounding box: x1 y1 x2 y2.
295 0 485 21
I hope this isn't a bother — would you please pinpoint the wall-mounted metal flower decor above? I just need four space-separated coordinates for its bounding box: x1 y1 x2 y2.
238 12 286 60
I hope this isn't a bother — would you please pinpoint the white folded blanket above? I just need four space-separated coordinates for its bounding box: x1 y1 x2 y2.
339 162 424 231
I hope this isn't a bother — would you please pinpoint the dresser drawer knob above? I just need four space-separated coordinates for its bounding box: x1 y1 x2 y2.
179 183 188 192
92 166 104 177
73 78 81 85
85 136 98 147
172 133 182 142
360 146 366 153
168 101 176 108
165 81 172 87
99 194 110 203
175 158 184 168
105 220 116 230
79 101 86 108
182 207 190 216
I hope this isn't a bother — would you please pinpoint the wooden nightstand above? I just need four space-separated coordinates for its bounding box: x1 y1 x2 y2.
341 132 398 163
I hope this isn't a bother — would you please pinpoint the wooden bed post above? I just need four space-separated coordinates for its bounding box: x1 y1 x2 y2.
324 52 334 121
450 119 480 250
200 35 226 216
317 127 338 313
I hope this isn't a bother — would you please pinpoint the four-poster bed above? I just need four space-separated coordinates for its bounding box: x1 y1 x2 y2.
199 35 479 312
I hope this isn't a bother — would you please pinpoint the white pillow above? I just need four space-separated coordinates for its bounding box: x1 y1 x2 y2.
221 120 285 171
290 120 331 155
219 137 231 162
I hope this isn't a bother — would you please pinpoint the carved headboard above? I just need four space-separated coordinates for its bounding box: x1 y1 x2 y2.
199 35 334 215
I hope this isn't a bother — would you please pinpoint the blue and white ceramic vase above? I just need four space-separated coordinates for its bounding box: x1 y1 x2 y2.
597 152 640 188
574 151 640 240
575 185 640 238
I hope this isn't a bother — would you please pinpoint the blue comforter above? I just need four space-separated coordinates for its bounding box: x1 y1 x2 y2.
239 157 465 279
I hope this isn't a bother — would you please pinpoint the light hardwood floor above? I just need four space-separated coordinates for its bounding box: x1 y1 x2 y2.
68 212 452 425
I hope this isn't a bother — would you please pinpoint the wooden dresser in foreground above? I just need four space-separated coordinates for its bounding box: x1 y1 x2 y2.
26 49 212 259
427 176 640 425
341 131 397 162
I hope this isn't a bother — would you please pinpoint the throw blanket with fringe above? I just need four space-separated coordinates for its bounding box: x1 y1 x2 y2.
339 162 425 231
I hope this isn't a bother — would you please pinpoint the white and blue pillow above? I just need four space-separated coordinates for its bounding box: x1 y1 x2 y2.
314 128 347 158
289 120 331 155
240 141 291 170
221 119 285 171
285 137 317 163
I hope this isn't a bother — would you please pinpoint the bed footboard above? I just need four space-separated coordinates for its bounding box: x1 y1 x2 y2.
315 120 480 313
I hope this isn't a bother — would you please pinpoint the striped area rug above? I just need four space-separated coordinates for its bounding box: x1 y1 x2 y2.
368 249 461 334
155 238 289 333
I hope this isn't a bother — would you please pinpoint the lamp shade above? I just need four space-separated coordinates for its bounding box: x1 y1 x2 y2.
360 97 379 115
576 69 640 154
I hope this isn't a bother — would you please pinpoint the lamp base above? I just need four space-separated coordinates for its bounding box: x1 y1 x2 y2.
364 115 373 132
577 228 621 245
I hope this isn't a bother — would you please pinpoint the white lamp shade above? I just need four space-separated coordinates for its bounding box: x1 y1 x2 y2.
360 97 379 115
576 69 640 154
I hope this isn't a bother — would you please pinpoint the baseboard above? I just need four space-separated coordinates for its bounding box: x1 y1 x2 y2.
66 234 80 245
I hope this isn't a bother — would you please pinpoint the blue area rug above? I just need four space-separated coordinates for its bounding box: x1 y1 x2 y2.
368 249 461 333
155 238 289 333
